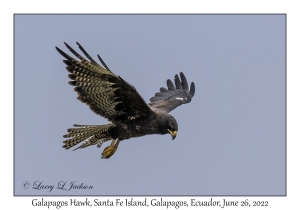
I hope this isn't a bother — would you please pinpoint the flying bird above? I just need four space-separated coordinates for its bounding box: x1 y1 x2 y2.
56 42 195 159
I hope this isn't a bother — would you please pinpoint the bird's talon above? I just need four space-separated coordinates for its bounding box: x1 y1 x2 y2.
101 139 120 159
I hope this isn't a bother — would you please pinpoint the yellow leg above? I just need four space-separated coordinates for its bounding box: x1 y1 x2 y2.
101 139 120 159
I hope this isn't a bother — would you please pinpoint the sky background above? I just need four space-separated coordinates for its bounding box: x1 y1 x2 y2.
14 14 285 196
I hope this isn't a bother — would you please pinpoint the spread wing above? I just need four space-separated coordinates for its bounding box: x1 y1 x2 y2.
149 72 195 113
56 42 152 123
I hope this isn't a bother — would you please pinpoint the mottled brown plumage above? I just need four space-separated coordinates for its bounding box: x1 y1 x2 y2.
56 42 195 159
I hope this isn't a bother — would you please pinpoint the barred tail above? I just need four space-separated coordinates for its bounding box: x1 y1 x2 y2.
62 124 113 151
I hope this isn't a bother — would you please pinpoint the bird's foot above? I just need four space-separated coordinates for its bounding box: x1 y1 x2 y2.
101 139 120 159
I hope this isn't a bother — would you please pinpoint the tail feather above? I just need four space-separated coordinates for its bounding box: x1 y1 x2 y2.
63 124 113 150
73 136 110 151
64 126 99 138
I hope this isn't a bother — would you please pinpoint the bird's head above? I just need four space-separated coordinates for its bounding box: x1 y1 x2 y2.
164 114 178 140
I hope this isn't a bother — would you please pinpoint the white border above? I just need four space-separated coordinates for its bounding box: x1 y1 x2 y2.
3 0 299 209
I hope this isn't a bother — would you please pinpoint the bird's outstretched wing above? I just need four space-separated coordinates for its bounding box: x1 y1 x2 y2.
149 72 195 113
56 42 152 122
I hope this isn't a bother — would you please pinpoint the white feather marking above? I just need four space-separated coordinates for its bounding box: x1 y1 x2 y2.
176 97 184 100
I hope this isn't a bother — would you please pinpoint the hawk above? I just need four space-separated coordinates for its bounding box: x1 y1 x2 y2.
56 42 195 159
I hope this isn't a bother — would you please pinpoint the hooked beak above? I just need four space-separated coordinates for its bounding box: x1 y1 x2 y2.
168 129 177 140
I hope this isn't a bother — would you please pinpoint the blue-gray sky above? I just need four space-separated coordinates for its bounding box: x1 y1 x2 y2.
15 14 285 195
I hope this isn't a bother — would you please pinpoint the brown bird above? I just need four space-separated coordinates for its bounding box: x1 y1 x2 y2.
56 42 195 159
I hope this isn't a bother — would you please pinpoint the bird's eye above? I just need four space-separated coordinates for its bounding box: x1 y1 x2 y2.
168 125 173 131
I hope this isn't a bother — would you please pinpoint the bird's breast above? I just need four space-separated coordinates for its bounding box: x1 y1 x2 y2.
118 122 150 139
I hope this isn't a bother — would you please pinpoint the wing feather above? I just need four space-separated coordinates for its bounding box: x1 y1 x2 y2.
190 82 195 97
167 79 176 90
180 72 189 90
149 72 195 113
174 74 183 89
56 42 152 122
